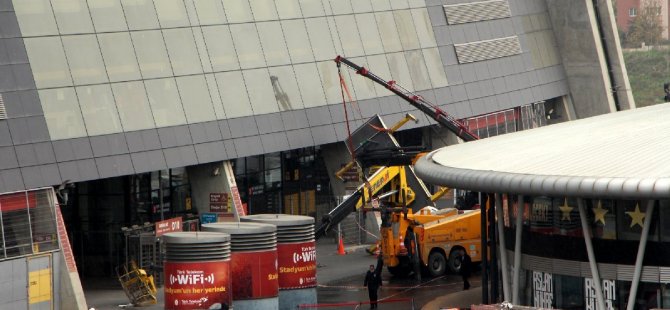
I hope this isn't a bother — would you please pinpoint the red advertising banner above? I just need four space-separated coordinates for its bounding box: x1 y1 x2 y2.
0 191 37 212
155 217 182 237
277 242 317 289
164 261 231 310
231 250 278 299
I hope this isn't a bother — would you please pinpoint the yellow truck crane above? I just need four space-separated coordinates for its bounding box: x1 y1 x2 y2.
314 56 485 278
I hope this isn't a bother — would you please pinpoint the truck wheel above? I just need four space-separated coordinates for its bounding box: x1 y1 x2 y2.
427 252 446 277
447 250 463 274
387 265 411 277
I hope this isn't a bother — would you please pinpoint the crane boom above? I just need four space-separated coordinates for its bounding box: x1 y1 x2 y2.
334 55 479 142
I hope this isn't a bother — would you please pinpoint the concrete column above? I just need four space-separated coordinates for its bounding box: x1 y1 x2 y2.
546 0 622 117
595 0 636 110
187 161 243 220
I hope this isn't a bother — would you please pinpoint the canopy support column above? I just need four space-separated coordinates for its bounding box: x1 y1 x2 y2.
495 194 511 302
626 200 655 310
577 199 605 310
512 194 523 304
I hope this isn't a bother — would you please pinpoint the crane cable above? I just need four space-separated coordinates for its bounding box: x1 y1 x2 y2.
337 61 358 164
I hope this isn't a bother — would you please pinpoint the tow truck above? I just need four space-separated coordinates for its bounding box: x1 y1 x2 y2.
314 56 485 277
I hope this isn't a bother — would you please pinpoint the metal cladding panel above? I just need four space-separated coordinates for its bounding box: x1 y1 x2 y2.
552 259 580 277
0 94 7 119
523 255 552 273
660 267 670 283
455 36 522 64
597 263 618 280
415 103 670 199
617 265 634 281
641 266 660 283
444 0 511 25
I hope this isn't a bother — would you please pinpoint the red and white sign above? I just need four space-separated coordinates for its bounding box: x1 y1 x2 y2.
231 250 278 299
277 242 317 289
155 217 182 237
164 261 231 310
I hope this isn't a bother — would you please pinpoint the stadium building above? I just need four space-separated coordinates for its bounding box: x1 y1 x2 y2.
0 0 633 308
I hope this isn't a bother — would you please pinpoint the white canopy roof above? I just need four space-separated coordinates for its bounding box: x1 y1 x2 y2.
415 103 670 199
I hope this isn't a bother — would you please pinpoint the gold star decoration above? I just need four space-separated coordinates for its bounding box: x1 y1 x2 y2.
626 204 645 228
559 198 573 221
592 200 608 225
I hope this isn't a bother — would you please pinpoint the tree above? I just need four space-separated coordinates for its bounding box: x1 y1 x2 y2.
626 0 664 47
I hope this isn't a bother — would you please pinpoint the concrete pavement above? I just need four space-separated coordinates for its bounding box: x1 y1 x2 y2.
84 239 375 310
84 239 484 310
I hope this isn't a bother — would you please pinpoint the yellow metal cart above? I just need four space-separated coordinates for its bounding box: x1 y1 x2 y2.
116 260 157 306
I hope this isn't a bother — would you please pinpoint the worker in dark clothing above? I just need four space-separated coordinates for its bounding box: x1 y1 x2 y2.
364 257 383 309
664 82 670 102
459 250 472 290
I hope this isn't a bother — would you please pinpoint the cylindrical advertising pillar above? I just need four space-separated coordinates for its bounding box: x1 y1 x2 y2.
163 232 232 310
241 214 316 310
202 222 279 309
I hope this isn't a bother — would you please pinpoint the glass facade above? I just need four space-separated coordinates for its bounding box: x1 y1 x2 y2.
0 189 59 261
13 0 447 140
504 194 670 309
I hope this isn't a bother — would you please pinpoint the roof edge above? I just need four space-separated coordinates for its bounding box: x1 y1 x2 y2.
415 150 670 199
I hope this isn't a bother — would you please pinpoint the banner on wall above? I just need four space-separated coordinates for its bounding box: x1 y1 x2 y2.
585 278 616 310
533 271 553 308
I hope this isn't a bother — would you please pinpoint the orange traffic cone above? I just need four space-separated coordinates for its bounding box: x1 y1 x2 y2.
337 237 346 255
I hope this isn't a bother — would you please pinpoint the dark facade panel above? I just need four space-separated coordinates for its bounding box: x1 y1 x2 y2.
57 159 99 183
0 167 23 192
0 121 13 146
7 116 50 144
15 142 55 167
95 154 134 179
125 129 161 153
310 124 338 146
286 128 314 150
260 132 289 154
11 63 34 90
227 116 259 138
218 119 232 140
0 11 20 38
1 90 42 118
157 125 193 148
189 121 223 144
21 164 60 189
232 135 264 158
304 106 333 127
377 95 403 114
356 98 381 118
130 150 167 173
280 110 309 131
0 0 13 11
255 113 286 135
222 139 237 159
162 145 198 169
0 145 17 169
193 141 227 164
2 37 28 64
90 133 130 157
52 137 93 162
0 64 13 90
